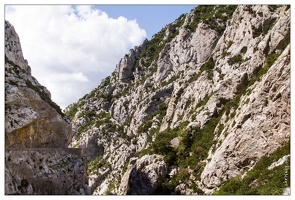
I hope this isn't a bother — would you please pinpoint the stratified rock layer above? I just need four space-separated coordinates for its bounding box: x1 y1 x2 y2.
5 20 72 148
5 20 89 195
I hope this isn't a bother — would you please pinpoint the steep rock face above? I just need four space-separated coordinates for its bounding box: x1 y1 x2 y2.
115 39 148 83
200 45 290 193
120 154 168 195
5 20 31 74
5 148 89 195
5 20 89 195
65 5 290 195
5 20 72 148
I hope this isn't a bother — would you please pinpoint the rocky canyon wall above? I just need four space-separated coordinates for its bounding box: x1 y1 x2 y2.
5 20 89 195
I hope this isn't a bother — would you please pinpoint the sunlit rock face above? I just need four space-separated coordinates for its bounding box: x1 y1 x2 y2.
5 20 89 195
64 5 290 195
5 20 72 148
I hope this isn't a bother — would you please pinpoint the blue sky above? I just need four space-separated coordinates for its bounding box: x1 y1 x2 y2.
5 5 196 109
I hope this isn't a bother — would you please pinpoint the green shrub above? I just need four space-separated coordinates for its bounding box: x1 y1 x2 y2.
136 28 166 69
65 103 79 120
265 52 280 67
155 168 190 194
240 46 247 54
138 119 153 134
200 58 215 79
214 176 243 195
162 73 180 86
252 17 277 38
228 54 243 65
100 93 112 102
85 110 96 118
158 102 168 116
268 5 281 12
75 120 95 140
166 14 186 42
214 141 290 195
247 52 280 87
189 72 201 83
137 121 191 166
244 6 256 17
185 5 237 35
88 156 110 175
222 51 231 58
227 40 234 49
101 76 111 87
150 65 158 76
201 58 215 71
186 116 220 168
195 93 213 109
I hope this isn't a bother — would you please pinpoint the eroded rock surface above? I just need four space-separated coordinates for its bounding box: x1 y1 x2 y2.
64 5 290 195
5 148 89 195
120 154 168 195
5 20 89 195
5 20 72 148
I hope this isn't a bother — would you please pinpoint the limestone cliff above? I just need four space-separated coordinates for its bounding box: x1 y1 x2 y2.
5 148 89 195
5 20 72 148
64 5 290 195
5 20 89 195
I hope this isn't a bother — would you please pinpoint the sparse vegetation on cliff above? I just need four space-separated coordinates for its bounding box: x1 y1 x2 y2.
60 5 291 195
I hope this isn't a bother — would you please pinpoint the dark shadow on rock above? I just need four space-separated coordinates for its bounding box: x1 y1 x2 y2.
126 168 153 195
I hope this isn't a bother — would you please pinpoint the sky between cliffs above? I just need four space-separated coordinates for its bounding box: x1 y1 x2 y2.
5 4 196 109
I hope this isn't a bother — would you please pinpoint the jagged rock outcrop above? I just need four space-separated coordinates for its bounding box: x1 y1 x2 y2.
5 20 89 195
200 44 290 193
5 20 72 148
115 39 148 83
5 20 31 74
119 154 168 195
5 148 89 195
65 5 290 195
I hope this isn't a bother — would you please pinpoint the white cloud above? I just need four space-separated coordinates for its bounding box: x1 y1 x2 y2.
5 5 147 109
